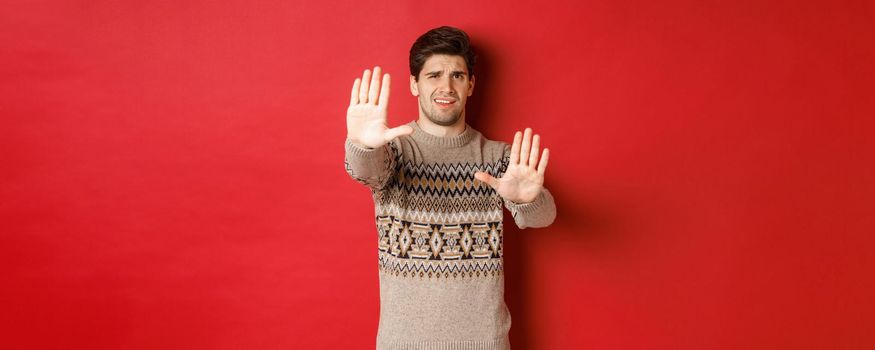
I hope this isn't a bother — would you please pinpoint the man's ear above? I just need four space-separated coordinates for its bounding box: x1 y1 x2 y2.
410 75 419 96
468 75 475 97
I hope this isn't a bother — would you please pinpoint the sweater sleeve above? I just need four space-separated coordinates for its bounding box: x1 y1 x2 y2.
504 188 557 229
496 141 557 229
344 139 398 190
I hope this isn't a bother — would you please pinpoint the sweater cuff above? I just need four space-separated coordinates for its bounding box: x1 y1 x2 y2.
505 188 551 215
345 138 381 156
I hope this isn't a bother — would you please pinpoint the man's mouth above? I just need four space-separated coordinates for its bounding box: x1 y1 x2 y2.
433 98 456 108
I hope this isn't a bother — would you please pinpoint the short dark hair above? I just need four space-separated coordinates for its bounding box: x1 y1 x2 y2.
409 26 476 81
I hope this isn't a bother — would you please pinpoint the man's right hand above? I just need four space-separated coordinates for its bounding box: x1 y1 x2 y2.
347 66 413 149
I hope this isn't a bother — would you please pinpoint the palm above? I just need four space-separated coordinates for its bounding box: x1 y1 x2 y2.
347 66 412 148
475 128 550 204
492 161 544 203
347 103 390 148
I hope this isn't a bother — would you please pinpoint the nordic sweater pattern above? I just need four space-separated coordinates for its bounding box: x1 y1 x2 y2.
344 121 556 350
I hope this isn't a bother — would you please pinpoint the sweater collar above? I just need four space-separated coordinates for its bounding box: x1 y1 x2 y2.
408 120 477 148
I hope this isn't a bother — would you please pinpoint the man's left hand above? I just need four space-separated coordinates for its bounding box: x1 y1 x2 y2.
474 128 549 204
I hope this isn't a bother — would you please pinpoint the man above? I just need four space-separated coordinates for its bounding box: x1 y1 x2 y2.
344 26 556 350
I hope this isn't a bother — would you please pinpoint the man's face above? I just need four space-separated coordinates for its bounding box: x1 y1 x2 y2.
410 54 475 126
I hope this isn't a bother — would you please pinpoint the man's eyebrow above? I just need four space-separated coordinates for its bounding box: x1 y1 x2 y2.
424 70 469 76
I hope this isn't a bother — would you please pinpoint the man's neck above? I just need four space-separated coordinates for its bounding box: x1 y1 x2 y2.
416 116 467 137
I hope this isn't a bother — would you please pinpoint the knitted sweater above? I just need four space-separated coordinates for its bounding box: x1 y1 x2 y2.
344 120 556 350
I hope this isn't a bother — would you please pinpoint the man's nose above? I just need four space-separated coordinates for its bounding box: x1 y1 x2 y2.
438 76 455 94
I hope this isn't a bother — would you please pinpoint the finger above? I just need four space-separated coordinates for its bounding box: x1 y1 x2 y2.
368 66 382 105
519 128 532 166
359 69 372 103
528 134 540 168
350 78 361 106
378 73 391 106
537 148 549 176
384 125 413 141
474 171 500 190
509 131 522 164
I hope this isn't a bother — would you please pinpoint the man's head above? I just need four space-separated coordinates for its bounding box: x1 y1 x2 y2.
409 26 476 127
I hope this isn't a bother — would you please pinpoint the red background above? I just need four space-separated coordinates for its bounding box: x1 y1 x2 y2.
3 0 873 349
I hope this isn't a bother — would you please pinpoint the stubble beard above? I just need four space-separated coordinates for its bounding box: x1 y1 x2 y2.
419 95 463 126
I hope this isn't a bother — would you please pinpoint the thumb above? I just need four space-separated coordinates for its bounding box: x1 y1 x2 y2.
384 125 414 142
474 171 500 190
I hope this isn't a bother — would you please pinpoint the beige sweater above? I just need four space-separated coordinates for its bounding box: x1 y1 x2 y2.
344 120 556 350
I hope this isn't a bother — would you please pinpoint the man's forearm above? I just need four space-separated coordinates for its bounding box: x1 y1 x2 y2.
504 187 557 229
344 138 396 190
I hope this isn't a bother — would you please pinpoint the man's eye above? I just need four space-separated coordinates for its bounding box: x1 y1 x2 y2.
453 74 463 79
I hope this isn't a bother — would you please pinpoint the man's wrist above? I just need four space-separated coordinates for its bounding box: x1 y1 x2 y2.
508 198 534 205
346 137 376 150
506 190 544 206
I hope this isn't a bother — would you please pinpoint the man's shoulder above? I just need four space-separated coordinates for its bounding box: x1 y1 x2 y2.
476 133 510 162
472 126 508 146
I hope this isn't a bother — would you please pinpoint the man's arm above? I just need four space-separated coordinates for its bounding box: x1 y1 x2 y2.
343 66 413 190
344 139 398 190
475 128 556 229
503 187 557 229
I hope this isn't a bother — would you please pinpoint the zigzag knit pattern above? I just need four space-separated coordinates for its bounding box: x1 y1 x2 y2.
345 121 555 349
374 151 510 279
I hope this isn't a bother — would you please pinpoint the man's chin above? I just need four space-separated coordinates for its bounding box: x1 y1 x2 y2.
428 115 460 126
425 110 463 126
